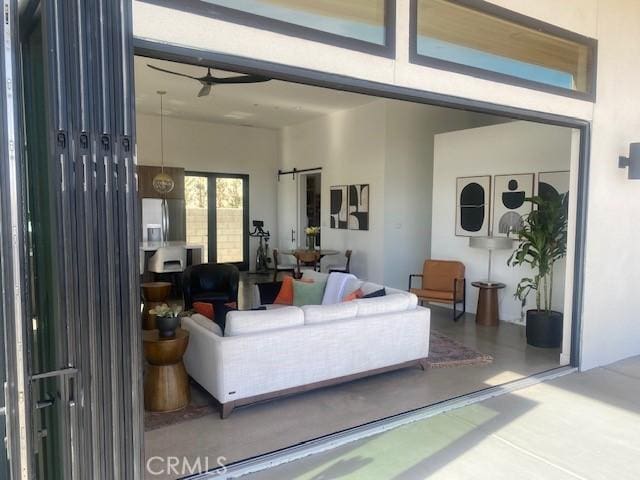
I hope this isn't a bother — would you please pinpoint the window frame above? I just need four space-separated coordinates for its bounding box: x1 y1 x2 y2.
140 0 397 58
409 0 598 101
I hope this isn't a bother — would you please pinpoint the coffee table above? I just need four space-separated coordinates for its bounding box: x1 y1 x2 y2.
143 328 190 412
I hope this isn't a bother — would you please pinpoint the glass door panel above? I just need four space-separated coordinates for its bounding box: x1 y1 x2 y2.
216 177 245 263
185 175 209 262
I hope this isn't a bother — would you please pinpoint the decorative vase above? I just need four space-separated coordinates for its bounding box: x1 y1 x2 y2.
525 310 563 348
156 316 179 339
307 234 316 250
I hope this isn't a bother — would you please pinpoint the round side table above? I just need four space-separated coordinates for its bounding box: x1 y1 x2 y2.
471 282 506 327
141 282 172 330
143 328 190 412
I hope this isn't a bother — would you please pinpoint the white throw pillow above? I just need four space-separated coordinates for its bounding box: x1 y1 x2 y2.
302 302 358 324
225 306 304 336
354 293 411 317
190 313 223 336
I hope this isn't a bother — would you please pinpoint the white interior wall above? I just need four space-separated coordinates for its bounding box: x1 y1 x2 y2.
432 121 573 324
280 101 387 282
136 114 280 269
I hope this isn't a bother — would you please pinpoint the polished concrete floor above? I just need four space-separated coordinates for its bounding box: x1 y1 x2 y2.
144 275 562 479
246 355 640 480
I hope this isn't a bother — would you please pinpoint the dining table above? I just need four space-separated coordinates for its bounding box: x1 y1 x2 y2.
279 249 340 259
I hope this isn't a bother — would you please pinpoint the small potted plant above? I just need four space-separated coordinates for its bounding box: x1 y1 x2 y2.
149 304 182 339
508 192 568 348
305 226 320 250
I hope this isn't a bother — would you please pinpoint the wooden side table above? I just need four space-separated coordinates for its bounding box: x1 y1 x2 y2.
141 282 172 330
472 282 506 327
143 328 190 412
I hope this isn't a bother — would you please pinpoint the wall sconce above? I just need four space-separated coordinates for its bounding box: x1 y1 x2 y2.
619 143 640 179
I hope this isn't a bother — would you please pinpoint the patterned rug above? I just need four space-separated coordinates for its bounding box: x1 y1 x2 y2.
144 330 492 431
426 330 494 368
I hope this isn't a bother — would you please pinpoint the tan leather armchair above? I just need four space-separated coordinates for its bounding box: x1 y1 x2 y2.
409 260 466 321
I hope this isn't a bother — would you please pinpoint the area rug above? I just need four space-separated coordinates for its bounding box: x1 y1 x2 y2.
427 330 494 368
145 402 217 432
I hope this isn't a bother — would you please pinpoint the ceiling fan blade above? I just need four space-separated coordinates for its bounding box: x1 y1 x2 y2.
209 74 271 84
197 84 212 97
147 64 199 80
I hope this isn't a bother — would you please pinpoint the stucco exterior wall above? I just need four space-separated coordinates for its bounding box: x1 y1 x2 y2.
133 0 640 370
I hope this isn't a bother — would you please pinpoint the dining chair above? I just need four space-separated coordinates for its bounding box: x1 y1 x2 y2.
327 250 352 274
293 249 321 278
272 248 296 281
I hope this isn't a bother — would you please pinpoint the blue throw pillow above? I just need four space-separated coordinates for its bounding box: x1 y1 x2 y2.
363 288 386 298
292 279 327 306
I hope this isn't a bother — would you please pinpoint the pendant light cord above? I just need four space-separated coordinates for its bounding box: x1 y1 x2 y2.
160 93 165 173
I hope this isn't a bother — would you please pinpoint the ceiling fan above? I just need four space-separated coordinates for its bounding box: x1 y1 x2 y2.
147 64 271 97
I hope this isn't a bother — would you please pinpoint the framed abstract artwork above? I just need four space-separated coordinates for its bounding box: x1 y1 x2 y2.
456 176 491 237
330 185 348 229
538 170 570 201
492 173 534 237
348 184 369 230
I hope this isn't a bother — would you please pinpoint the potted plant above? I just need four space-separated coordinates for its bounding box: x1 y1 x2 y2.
305 226 320 250
149 303 182 339
508 192 568 348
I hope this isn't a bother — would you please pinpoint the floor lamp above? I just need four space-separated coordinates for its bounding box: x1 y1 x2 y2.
469 236 514 284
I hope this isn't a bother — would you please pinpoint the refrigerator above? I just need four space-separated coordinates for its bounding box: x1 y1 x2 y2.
141 198 186 242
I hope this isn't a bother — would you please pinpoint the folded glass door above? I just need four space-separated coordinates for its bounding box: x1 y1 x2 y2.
186 173 249 270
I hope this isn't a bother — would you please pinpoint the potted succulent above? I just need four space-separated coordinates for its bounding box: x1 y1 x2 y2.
149 303 182 339
508 192 568 348
305 226 320 250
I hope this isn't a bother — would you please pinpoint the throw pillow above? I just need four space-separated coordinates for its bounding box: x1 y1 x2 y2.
274 275 313 305
193 302 214 320
343 288 364 302
363 288 386 298
256 281 283 305
293 278 327 306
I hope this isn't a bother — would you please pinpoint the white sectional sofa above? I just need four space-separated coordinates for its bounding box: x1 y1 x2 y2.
182 273 430 417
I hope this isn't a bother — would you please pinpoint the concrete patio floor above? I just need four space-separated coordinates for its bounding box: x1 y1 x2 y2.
244 355 640 480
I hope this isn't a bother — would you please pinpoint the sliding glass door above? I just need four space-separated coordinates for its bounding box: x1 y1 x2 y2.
186 173 249 270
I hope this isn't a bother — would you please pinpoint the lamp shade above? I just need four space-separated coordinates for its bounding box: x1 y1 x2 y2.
469 236 514 250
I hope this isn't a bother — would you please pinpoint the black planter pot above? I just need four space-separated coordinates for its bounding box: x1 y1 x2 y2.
526 310 563 348
156 316 179 339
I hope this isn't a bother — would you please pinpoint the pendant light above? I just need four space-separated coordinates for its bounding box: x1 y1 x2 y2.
152 90 175 194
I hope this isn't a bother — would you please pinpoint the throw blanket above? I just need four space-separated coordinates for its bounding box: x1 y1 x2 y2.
322 272 357 305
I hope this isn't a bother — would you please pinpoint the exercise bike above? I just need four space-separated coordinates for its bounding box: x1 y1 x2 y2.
249 220 271 274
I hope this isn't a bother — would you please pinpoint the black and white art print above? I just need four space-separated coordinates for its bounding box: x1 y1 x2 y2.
492 174 534 237
538 171 569 202
330 185 348 229
455 176 491 237
348 184 369 231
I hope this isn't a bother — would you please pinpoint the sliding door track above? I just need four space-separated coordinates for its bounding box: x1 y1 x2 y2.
187 365 576 479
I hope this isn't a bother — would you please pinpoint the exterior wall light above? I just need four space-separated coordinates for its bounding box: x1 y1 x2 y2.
619 143 640 179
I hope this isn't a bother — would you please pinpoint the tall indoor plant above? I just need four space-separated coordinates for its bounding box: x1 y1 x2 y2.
508 192 568 347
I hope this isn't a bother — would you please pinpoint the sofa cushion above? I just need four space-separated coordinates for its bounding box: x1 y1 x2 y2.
362 288 386 298
302 302 358 324
355 293 411 317
293 278 327 306
193 301 214 320
190 313 223 336
256 281 283 305
225 306 304 336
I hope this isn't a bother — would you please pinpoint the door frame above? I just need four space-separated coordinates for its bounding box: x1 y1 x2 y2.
135 37 590 371
186 171 250 270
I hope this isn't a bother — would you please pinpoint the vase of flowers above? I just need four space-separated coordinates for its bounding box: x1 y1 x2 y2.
305 226 320 250
149 304 182 339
